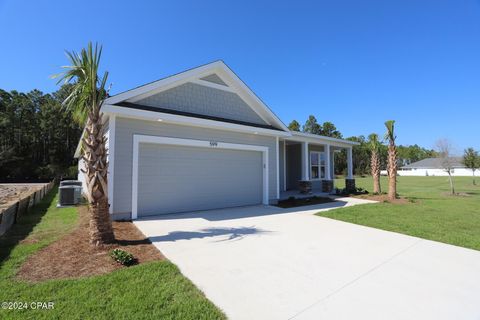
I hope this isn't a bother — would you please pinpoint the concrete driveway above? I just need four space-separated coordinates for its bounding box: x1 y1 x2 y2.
134 198 480 320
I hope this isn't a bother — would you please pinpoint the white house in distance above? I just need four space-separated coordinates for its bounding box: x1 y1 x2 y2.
76 61 358 220
392 157 479 177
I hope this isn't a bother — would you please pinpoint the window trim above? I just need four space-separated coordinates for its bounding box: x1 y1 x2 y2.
310 151 325 181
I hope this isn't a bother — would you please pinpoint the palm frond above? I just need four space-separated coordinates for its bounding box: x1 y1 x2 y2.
52 42 109 125
368 133 380 151
384 120 396 142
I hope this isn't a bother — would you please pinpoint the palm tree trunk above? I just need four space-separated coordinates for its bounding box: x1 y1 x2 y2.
89 197 113 244
373 174 381 194
387 144 397 200
82 107 114 245
371 151 381 194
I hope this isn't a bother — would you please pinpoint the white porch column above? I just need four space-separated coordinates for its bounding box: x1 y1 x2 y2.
107 114 116 214
325 144 331 180
276 137 280 199
347 147 353 179
331 150 335 184
283 141 287 191
301 141 309 180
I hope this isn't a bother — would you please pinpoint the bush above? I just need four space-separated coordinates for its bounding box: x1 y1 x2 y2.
36 164 77 180
65 165 78 179
110 249 137 266
335 187 369 196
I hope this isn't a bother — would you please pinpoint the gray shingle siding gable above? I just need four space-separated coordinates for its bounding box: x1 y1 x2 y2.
135 82 268 126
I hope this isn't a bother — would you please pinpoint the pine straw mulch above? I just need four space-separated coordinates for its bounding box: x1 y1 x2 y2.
17 205 164 282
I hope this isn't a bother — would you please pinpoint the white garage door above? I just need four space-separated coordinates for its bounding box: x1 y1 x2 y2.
137 143 264 216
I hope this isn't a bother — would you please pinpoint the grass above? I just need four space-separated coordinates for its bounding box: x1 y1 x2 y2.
318 176 480 251
0 188 225 320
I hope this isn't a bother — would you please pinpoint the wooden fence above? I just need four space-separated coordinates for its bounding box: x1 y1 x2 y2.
0 181 55 236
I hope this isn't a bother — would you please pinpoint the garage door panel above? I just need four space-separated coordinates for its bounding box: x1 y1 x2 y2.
137 143 263 216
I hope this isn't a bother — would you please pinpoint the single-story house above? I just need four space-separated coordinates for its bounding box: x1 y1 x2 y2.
391 157 479 177
76 61 358 220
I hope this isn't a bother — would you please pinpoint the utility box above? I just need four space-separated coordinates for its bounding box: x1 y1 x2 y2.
59 185 82 206
60 180 82 187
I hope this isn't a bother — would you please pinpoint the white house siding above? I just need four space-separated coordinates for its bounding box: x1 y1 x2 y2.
135 82 268 126
279 141 285 192
395 168 480 177
77 158 86 194
112 117 279 217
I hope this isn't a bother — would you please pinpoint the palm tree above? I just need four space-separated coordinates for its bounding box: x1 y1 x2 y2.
368 133 381 194
384 120 397 200
54 42 114 245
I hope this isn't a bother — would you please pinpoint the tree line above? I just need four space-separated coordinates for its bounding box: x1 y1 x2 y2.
0 85 82 181
1 92 444 182
287 115 438 176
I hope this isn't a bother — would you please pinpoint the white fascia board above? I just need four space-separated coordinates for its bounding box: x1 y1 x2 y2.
73 126 86 158
102 104 291 137
287 132 360 147
212 68 273 126
104 61 290 133
127 65 237 104
218 65 290 132
105 61 226 105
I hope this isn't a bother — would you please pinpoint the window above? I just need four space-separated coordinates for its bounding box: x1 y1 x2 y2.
310 151 326 180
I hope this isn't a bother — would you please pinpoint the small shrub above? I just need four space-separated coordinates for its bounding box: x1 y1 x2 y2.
110 249 137 266
336 187 369 196
65 165 78 179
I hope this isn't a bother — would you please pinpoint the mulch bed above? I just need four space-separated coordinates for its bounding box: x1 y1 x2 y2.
275 196 335 208
355 194 411 204
17 206 164 282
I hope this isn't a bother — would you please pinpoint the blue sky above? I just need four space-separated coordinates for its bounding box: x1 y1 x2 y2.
1 0 479 152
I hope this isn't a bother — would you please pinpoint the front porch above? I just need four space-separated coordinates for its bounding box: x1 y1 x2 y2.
279 132 357 196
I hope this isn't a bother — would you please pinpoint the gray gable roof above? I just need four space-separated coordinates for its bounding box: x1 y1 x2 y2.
402 157 464 169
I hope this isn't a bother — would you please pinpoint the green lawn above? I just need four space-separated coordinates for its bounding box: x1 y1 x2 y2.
319 176 480 250
0 189 225 320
